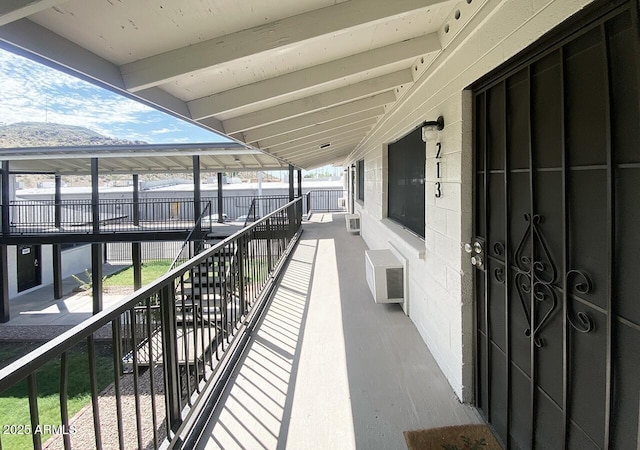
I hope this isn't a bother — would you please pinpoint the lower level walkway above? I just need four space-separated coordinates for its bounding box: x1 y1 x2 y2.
0 263 126 339
195 213 481 450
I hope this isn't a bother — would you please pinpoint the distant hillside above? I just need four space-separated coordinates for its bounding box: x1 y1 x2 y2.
0 122 282 188
0 122 146 148
0 122 147 188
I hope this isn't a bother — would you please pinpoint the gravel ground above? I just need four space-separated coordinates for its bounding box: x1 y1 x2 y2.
3 286 198 449
43 367 167 450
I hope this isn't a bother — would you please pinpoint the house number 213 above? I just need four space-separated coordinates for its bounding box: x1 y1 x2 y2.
435 142 442 198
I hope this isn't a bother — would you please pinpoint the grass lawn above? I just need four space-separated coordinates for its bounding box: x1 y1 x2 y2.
0 342 114 449
103 259 172 287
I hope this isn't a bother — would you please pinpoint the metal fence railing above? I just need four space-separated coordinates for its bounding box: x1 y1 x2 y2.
201 195 289 222
0 198 303 450
6 195 291 235
305 189 348 213
105 241 185 265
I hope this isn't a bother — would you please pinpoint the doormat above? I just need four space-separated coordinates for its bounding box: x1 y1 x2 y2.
404 424 503 450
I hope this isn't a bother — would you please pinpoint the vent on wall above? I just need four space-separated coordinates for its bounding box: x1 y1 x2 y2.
346 214 360 232
337 197 347 208
364 249 404 304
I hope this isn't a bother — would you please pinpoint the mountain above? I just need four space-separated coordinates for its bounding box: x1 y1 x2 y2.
0 122 146 148
0 122 149 188
0 122 283 188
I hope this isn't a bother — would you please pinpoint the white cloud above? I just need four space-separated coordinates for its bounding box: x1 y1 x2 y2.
151 127 178 134
0 49 229 144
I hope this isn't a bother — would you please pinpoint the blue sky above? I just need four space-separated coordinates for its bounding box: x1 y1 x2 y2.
0 48 229 144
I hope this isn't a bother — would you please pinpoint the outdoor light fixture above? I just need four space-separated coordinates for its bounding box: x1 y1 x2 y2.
320 142 331 149
421 116 445 142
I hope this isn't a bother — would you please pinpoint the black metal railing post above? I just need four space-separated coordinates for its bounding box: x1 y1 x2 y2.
132 242 142 290
193 156 201 223
53 174 63 299
1 161 10 236
217 172 224 223
27 374 42 450
133 174 140 226
266 220 273 272
288 165 294 201
159 283 181 433
237 236 246 317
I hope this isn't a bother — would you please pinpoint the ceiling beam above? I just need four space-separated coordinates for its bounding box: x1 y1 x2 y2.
244 106 384 144
270 134 366 157
298 147 351 163
188 33 439 118
0 0 69 27
296 151 352 169
276 140 362 161
296 151 352 168
0 19 220 131
273 136 364 158
0 19 123 86
278 148 350 166
256 116 378 149
265 127 371 157
249 154 264 169
121 0 445 92
221 70 411 133
267 128 368 154
239 92 394 143
165 156 190 170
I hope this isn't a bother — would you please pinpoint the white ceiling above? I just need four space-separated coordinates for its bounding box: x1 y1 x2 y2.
0 0 458 169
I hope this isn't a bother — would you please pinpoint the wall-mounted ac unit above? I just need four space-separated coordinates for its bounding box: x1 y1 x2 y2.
345 214 360 232
337 197 347 208
364 249 404 304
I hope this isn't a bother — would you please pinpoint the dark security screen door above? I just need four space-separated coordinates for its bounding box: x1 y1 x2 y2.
472 1 640 448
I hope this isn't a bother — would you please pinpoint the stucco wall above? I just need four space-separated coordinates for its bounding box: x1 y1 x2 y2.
349 0 595 401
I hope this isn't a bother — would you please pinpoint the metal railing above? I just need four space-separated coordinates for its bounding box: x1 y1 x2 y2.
305 189 348 213
202 195 289 222
169 202 213 272
6 195 290 235
0 198 303 450
105 241 184 264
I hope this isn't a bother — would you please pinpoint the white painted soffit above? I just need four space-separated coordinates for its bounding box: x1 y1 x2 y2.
0 0 457 169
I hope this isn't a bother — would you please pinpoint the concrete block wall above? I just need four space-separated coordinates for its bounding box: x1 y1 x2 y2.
351 0 595 401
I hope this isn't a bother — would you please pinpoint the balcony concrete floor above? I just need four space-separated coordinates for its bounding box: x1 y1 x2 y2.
195 213 482 450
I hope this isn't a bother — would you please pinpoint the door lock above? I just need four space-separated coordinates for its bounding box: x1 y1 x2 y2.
465 238 485 268
471 255 483 267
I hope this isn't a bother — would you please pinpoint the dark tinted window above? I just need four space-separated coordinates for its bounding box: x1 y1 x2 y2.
388 127 425 238
357 159 365 201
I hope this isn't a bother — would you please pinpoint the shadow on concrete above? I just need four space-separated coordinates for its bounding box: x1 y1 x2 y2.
195 232 319 450
193 213 481 449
